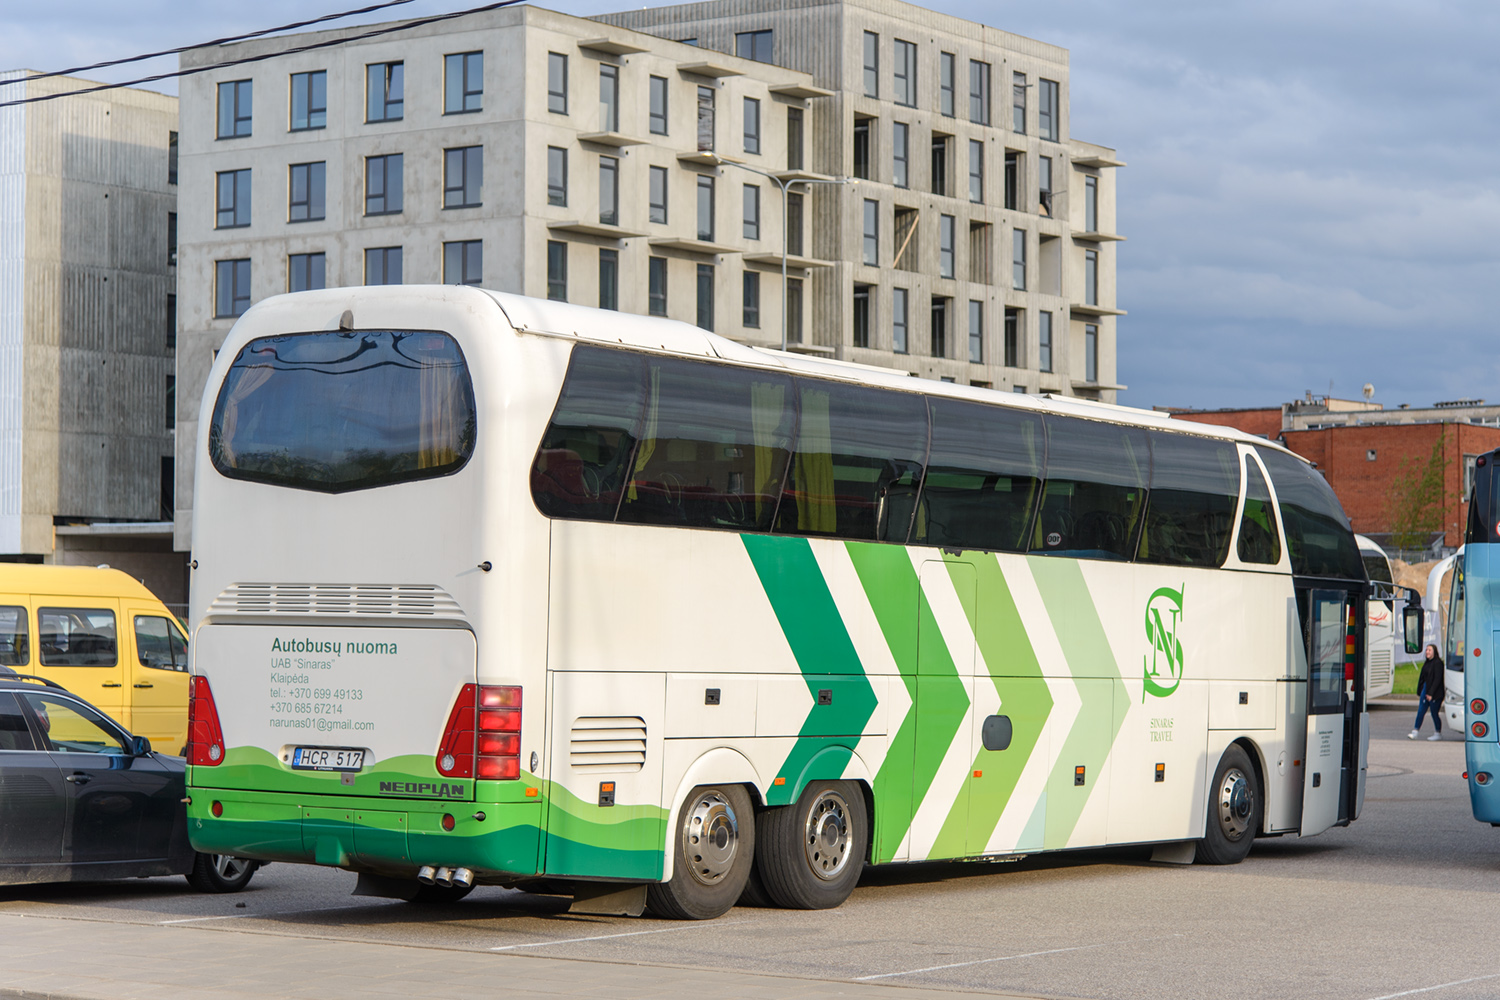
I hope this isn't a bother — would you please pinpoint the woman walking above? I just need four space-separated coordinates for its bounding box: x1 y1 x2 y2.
1410 643 1445 741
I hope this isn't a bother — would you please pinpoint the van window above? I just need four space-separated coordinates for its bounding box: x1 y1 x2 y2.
38 608 118 667
135 616 188 671
0 605 28 666
1034 416 1148 560
1138 432 1240 567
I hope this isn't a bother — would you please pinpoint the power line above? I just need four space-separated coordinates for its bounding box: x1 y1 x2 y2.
21 0 419 84
0 0 523 109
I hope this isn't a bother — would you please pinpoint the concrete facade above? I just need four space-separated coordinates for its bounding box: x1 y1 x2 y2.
0 71 183 603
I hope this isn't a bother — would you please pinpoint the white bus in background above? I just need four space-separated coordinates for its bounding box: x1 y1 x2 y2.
1357 536 1397 700
1426 550 1466 734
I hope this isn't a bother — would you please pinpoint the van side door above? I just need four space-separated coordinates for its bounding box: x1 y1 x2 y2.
127 611 190 754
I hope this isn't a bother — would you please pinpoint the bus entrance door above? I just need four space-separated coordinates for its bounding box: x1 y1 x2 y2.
1301 590 1350 836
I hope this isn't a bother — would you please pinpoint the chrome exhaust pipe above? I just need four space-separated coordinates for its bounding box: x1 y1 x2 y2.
450 867 474 889
416 865 438 885
433 866 453 887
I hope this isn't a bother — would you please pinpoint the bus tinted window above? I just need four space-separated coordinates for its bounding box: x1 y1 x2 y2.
1138 432 1239 567
1256 448 1364 579
917 398 1043 551
533 347 646 520
618 359 794 532
778 382 928 541
209 331 476 494
1237 458 1282 565
1034 416 1148 560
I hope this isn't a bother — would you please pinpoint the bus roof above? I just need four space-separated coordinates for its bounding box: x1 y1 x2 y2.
0 564 163 602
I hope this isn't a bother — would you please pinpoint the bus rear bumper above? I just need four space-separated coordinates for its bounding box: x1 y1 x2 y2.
1465 742 1500 824
186 789 542 880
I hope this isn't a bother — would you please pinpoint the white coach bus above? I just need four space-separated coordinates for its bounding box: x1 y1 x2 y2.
1357 535 1397 699
185 287 1380 919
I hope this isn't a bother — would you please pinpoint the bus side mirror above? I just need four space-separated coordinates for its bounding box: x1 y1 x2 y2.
1403 607 1424 655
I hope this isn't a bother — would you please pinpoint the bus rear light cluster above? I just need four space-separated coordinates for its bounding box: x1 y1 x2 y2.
1474 721 1490 739
436 684 522 780
1473 699 1488 715
1477 772 1493 786
187 676 226 767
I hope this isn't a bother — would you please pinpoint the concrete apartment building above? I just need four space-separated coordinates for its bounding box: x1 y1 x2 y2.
175 1 1121 549
0 71 184 603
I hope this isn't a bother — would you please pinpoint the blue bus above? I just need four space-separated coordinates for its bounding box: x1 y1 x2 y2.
1465 451 1500 821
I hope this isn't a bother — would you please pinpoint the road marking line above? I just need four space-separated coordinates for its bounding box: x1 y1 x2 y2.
159 903 389 925
854 934 1180 980
491 919 747 951
1367 973 1500 999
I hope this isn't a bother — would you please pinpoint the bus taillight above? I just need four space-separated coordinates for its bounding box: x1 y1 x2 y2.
436 685 478 778
1473 699 1488 715
477 686 522 780
187 675 226 767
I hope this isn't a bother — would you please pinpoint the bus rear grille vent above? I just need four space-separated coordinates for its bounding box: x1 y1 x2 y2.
210 584 463 618
569 717 647 773
1369 647 1392 685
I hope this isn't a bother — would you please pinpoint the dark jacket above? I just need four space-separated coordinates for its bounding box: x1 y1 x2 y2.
1418 654 1446 703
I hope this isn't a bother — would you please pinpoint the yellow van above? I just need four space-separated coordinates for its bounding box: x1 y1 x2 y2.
0 565 189 753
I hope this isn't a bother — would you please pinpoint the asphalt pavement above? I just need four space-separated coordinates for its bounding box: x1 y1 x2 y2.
0 701 1496 1000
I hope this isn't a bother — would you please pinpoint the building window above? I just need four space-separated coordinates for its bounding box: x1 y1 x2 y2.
968 222 990 283
166 212 177 266
599 155 619 226
853 118 871 180
547 241 567 300
547 147 567 207
215 169 251 229
365 246 402 285
445 52 483 114
548 53 568 114
931 135 948 196
743 184 760 240
743 270 760 328
289 251 326 292
1038 310 1053 372
893 122 909 188
697 175 715 241
736 29 773 63
166 293 176 349
968 300 983 363
894 207 917 270
1004 151 1019 210
649 75 668 134
892 287 909 354
787 193 803 256
969 60 991 125
1465 454 1480 493
787 277 803 343
1085 248 1099 306
290 70 326 130
1038 155 1052 216
1085 323 1098 382
1012 228 1026 290
443 146 483 208
743 97 761 155
1368 449 1379 463
168 131 178 184
288 162 325 222
852 285 872 348
939 52 955 117
1004 307 1019 367
599 64 619 133
366 62 404 122
862 31 879 98
215 258 251 317
648 257 668 316
893 40 916 107
365 154 403 215
1039 78 1059 141
697 86 715 152
969 139 983 203
165 375 175 429
696 263 714 331
1012 71 1027 133
1085 175 1098 232
938 215 955 279
599 249 618 310
648 165 668 224
787 107 804 170
931 296 948 358
444 240 482 285
862 199 879 265
217 80 252 138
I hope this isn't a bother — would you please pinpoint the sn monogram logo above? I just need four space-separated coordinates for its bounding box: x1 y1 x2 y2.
1142 586 1185 701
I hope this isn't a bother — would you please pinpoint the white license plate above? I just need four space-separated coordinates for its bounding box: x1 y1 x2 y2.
291 747 365 772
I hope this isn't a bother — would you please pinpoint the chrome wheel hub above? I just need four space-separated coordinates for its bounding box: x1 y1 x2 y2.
1217 767 1253 840
213 855 251 880
683 791 740 885
804 790 852 880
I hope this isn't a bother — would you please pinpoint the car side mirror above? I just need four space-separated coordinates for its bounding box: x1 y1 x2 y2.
1403 606 1424 655
130 735 152 756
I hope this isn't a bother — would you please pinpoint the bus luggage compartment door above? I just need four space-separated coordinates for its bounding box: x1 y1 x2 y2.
1301 590 1348 837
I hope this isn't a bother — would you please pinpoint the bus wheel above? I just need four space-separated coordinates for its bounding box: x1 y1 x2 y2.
647 784 755 920
757 781 867 909
1198 744 1260 865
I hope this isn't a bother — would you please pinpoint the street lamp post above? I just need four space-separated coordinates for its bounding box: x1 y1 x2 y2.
713 156 854 352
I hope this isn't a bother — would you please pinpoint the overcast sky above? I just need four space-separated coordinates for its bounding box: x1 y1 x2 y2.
3 0 1493 411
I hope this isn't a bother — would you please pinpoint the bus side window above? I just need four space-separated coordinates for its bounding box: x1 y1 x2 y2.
1137 432 1239 567
0 604 29 667
531 347 647 521
1236 458 1282 565
919 397 1043 552
1032 416 1148 561
1256 447 1364 579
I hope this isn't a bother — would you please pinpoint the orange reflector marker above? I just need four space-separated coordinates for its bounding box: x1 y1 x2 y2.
211 800 223 818
973 770 983 778
1476 649 1483 658
773 777 786 786
525 787 539 797
1464 771 1469 779
1293 759 1301 766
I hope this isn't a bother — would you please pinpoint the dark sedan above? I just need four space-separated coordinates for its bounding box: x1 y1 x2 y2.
0 673 256 891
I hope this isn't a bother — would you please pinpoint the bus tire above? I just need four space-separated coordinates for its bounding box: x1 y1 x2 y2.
185 853 258 893
1198 744 1260 865
647 784 755 920
756 780 867 910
